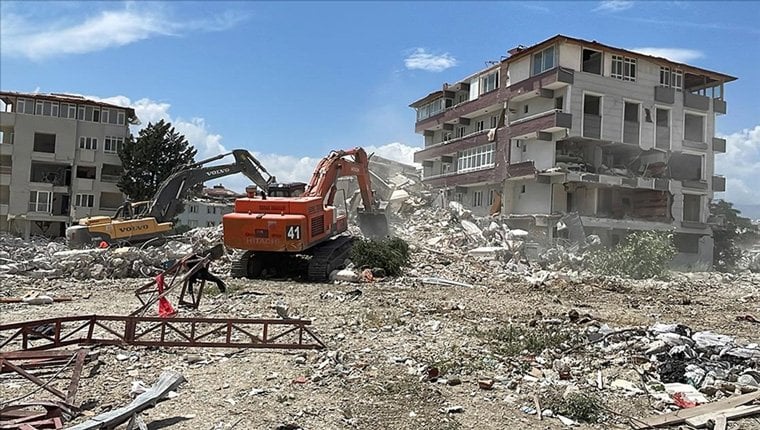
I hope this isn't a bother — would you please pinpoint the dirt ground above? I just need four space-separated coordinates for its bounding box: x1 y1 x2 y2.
2 264 759 429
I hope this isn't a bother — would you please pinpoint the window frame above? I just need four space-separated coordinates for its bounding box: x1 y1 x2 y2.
79 136 98 150
622 99 641 145
654 106 672 150
581 91 603 139
532 45 556 76
75 193 95 208
683 111 706 143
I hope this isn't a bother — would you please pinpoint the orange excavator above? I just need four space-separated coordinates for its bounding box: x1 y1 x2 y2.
222 147 389 281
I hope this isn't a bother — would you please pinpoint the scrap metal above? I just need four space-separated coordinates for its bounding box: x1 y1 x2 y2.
0 349 89 405
0 401 75 430
132 254 211 315
0 315 326 351
65 370 186 430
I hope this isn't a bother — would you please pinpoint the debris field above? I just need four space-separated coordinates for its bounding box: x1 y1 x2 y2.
2 200 760 430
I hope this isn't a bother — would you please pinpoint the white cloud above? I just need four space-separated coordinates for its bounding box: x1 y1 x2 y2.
593 0 634 12
404 48 457 72
630 47 704 63
83 95 424 194
715 125 760 205
0 3 245 60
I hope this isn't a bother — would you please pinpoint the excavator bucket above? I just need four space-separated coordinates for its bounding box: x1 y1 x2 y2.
357 209 389 238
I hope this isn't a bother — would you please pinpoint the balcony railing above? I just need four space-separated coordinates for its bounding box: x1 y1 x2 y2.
712 175 726 192
28 202 51 213
509 110 572 139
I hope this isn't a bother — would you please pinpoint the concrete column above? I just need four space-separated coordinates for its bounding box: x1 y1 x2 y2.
698 235 714 269
502 182 515 215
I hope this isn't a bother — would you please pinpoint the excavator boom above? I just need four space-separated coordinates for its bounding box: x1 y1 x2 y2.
66 149 273 248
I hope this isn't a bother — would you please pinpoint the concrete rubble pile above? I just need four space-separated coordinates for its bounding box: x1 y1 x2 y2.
0 226 226 280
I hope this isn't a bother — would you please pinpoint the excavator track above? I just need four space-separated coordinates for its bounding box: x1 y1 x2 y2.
307 235 355 282
230 251 253 278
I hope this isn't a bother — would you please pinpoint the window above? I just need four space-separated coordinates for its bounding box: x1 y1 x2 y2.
456 126 466 138
61 103 77 119
532 46 555 75
17 98 35 115
623 102 640 144
659 67 683 90
472 191 483 207
189 205 198 213
79 136 97 150
523 105 529 114
104 136 124 153
656 108 669 128
455 193 463 203
416 98 446 121
521 185 526 194
488 189 496 206
582 49 602 75
480 70 499 94
583 94 601 116
684 113 705 142
101 109 109 124
29 191 52 212
583 94 602 139
457 143 495 173
477 120 485 132
611 55 636 81
683 194 701 223
117 111 126 125
208 206 214 214
35 101 59 117
78 106 101 122
76 166 96 179
75 194 94 207
33 133 56 153
490 115 498 128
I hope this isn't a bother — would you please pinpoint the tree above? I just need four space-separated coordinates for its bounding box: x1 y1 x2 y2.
711 199 759 272
118 120 197 201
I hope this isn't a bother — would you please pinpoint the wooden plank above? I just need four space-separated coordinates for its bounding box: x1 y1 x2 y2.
633 390 760 429
713 414 727 430
684 404 760 428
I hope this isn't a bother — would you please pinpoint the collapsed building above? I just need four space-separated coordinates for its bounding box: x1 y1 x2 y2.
410 34 735 269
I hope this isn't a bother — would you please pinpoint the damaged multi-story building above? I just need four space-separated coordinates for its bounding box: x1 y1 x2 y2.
0 91 138 238
411 35 735 268
176 184 245 229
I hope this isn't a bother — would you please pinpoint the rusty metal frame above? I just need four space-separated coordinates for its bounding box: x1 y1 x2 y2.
1 401 78 430
0 315 326 352
0 349 89 404
132 255 210 315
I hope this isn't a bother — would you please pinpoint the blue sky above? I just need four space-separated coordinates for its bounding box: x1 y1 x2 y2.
2 1 759 212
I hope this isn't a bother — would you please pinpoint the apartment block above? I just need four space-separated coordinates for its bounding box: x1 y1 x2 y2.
0 91 138 238
176 185 244 229
411 35 735 268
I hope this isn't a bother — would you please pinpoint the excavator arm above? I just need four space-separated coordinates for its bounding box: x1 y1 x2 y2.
303 147 387 237
145 149 274 222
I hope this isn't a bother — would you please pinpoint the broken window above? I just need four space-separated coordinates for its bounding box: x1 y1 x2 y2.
684 113 704 143
683 194 701 223
33 133 56 153
674 233 700 254
582 94 601 139
582 49 602 75
555 96 564 110
532 46 555 75
656 108 670 149
623 102 640 144
76 165 96 179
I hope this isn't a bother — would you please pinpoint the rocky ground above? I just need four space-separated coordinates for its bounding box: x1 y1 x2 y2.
2 264 760 429
1 202 760 429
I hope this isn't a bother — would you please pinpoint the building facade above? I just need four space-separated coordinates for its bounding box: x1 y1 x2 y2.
411 35 735 268
0 92 138 238
176 184 243 229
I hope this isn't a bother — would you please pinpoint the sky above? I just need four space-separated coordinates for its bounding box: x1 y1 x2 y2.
1 1 759 214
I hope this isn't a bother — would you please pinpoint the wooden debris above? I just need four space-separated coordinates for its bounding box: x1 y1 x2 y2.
684 404 760 428
633 390 760 428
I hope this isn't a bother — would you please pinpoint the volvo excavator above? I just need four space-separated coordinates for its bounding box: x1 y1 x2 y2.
223 147 389 281
66 149 274 248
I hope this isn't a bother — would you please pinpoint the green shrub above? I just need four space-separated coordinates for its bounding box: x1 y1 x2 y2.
349 237 410 276
542 387 605 423
585 231 676 279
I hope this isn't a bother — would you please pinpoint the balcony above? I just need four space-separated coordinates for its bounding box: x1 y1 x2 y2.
509 110 572 140
415 89 501 133
422 166 498 188
713 99 727 114
507 67 574 102
712 175 726 192
506 161 537 179
712 137 726 153
654 86 675 104
414 128 504 163
683 92 710 111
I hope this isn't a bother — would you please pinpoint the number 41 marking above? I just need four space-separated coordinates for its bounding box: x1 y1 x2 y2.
286 225 301 240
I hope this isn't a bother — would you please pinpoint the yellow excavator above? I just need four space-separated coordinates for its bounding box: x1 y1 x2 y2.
65 149 274 248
